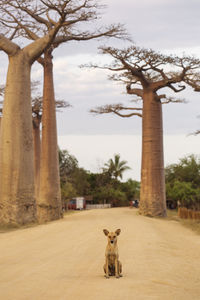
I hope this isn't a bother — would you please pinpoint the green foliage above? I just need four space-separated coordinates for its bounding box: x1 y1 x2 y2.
87 172 112 190
59 149 78 183
59 149 90 201
61 182 77 207
59 149 140 207
71 168 90 196
104 154 131 180
165 155 200 188
165 155 200 209
92 186 127 206
166 180 199 208
120 179 140 201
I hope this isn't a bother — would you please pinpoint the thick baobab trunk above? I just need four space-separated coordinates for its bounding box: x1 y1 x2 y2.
0 117 1 159
0 52 36 225
0 116 1 171
139 91 167 217
0 116 1 140
37 51 62 223
33 117 41 199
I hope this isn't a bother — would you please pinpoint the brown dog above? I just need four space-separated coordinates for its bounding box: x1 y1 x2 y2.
103 229 122 278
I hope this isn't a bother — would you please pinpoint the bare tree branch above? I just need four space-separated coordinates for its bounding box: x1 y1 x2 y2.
126 85 143 97
166 83 186 93
0 0 128 50
193 130 200 135
89 45 200 99
90 103 142 118
0 34 20 55
158 95 186 104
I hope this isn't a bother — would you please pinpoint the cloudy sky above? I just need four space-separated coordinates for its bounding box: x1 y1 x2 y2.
1 0 200 180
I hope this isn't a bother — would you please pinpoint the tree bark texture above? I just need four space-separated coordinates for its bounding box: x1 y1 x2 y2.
139 91 167 217
0 116 1 138
37 52 62 223
33 118 41 200
0 117 1 155
0 52 36 225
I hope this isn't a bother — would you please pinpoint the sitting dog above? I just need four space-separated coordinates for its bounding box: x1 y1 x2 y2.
103 229 122 278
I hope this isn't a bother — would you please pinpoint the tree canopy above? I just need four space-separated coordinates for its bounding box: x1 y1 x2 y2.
0 0 127 51
90 45 200 116
103 154 131 180
166 155 200 209
59 149 139 207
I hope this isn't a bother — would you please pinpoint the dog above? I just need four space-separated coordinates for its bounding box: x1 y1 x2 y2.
103 229 122 278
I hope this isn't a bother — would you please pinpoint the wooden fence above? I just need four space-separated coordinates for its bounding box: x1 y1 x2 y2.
178 207 200 220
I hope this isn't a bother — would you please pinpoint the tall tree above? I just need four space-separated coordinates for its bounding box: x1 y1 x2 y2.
33 18 126 222
0 88 3 135
1 0 127 223
32 90 69 201
0 0 94 225
90 45 200 217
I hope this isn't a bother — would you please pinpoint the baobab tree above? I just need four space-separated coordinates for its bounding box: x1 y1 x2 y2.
29 18 126 223
90 45 200 217
0 2 70 225
0 0 127 223
0 87 4 132
32 90 70 200
1 81 69 204
0 1 120 225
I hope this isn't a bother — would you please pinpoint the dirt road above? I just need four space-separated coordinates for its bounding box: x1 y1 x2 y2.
0 208 200 300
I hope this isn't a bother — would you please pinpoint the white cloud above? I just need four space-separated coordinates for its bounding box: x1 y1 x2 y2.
1 0 200 144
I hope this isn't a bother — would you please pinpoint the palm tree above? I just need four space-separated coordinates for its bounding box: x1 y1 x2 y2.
104 154 131 180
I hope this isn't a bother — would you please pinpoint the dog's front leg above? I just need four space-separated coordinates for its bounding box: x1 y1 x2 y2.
115 258 120 278
105 256 109 279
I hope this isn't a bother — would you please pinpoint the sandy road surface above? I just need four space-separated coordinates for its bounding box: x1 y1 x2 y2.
0 208 200 300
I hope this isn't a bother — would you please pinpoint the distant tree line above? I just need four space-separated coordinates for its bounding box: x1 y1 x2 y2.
59 150 200 211
165 155 200 210
59 150 140 208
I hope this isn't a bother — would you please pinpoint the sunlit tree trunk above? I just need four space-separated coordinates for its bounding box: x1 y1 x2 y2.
0 52 36 225
0 116 1 139
37 50 62 223
0 9 71 226
33 117 41 200
139 90 166 217
91 45 200 218
0 116 1 159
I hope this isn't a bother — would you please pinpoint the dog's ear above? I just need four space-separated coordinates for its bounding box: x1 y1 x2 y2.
115 229 121 236
103 229 109 236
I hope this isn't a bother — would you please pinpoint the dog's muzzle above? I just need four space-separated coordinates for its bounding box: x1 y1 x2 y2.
111 241 114 244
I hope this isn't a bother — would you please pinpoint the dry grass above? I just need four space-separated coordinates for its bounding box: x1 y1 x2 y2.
167 209 200 235
64 209 81 216
180 219 200 235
